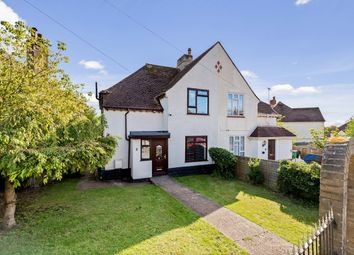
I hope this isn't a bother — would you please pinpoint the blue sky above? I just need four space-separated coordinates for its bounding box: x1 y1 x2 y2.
1 0 353 125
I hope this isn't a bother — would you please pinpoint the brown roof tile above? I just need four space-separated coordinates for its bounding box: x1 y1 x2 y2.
273 101 325 122
250 126 296 137
258 101 276 115
100 41 261 111
100 64 179 111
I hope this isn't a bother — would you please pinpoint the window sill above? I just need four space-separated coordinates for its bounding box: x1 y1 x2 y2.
187 113 209 116
227 115 245 118
185 159 209 163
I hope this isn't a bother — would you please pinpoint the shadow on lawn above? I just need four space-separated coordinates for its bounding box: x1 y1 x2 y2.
175 175 318 227
0 179 210 255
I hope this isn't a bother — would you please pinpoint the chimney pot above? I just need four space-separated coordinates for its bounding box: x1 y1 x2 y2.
177 48 193 70
270 96 277 107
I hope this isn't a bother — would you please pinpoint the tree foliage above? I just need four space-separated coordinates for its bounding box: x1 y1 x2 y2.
345 118 354 137
309 127 338 150
0 21 117 227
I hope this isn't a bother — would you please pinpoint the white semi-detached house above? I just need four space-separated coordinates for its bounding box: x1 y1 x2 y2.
99 42 296 180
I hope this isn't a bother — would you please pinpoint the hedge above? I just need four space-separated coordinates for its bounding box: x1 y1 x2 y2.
209 147 236 179
277 160 321 201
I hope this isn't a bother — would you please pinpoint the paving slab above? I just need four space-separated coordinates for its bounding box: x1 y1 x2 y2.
151 175 293 255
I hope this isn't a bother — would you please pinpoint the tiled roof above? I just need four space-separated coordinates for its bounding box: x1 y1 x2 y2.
258 101 276 115
338 122 349 132
100 41 260 111
100 64 179 111
273 102 325 122
249 126 296 137
99 43 218 111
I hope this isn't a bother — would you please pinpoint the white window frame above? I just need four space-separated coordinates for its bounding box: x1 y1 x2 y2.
229 136 245 156
227 93 244 116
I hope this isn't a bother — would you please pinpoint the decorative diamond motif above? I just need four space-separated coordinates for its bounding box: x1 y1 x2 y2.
215 61 222 73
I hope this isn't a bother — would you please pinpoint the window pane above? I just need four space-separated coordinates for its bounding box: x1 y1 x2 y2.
188 107 196 114
156 145 162 158
197 90 208 96
239 95 244 115
235 142 240 156
227 94 233 115
194 142 206 161
142 140 150 146
141 146 150 159
197 96 208 114
240 136 245 152
188 89 196 107
185 136 207 162
232 95 238 115
229 136 234 152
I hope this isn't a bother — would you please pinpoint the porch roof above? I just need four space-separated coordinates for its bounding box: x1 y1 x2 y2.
249 126 296 138
129 131 170 139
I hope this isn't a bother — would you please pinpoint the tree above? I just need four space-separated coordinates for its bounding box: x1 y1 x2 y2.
345 119 354 137
0 21 117 228
310 127 338 150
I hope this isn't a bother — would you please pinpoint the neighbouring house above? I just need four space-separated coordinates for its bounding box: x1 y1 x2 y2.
265 97 325 156
99 42 296 180
338 120 351 136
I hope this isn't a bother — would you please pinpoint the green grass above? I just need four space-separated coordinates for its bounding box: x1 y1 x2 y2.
175 175 318 244
0 179 247 255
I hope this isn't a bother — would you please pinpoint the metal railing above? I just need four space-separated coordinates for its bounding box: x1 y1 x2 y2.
289 208 335 255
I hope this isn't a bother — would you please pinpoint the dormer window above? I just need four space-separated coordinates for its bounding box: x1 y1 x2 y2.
187 88 209 115
227 93 244 116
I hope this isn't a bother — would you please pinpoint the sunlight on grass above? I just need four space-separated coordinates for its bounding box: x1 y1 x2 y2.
175 175 318 244
0 179 247 255
119 218 247 255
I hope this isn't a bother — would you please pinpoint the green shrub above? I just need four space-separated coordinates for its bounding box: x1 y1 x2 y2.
209 147 236 179
277 160 321 201
247 158 264 185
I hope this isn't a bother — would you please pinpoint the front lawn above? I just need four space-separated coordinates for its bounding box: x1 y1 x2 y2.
0 179 247 255
175 175 318 244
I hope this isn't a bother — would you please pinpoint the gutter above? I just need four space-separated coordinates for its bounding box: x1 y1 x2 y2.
125 109 131 169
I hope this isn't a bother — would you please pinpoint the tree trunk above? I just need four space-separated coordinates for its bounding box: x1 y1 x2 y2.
3 178 16 229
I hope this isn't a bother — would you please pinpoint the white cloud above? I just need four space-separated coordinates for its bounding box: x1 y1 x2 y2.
0 1 23 23
79 60 105 70
295 0 312 6
271 84 320 95
241 70 258 80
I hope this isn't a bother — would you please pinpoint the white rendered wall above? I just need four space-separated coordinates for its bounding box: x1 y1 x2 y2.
249 137 293 160
257 116 277 126
130 139 152 179
104 110 164 170
283 121 324 142
166 43 261 168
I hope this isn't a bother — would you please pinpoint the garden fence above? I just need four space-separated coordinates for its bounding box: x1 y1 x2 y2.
289 208 335 255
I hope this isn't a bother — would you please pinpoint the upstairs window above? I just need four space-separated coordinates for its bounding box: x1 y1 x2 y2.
229 136 245 156
185 136 208 162
227 93 244 116
187 88 209 115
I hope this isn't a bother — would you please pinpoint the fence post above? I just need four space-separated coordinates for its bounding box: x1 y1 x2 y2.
319 138 353 255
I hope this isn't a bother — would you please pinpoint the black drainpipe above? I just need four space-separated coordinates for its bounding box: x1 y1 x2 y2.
125 109 130 169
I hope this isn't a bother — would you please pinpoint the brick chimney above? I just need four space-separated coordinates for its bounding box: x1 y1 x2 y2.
270 96 277 107
177 48 193 70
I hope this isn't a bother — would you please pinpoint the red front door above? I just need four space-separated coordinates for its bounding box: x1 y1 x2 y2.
268 139 276 160
151 139 168 176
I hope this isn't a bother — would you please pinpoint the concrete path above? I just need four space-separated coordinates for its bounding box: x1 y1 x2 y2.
151 175 292 255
